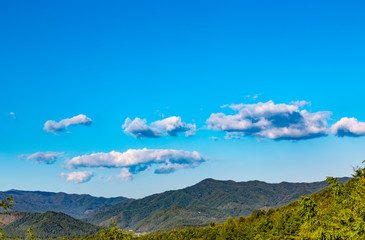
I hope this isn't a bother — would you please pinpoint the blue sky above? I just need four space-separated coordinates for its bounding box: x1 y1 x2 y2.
1 0 365 198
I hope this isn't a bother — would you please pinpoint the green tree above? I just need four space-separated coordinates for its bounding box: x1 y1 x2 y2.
96 218 135 239
0 196 14 240
26 228 38 240
0 196 14 214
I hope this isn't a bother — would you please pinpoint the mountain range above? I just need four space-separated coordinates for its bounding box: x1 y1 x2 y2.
0 177 350 236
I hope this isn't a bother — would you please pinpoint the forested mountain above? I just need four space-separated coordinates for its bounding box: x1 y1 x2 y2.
84 177 349 232
137 171 365 239
0 190 131 219
2 211 100 239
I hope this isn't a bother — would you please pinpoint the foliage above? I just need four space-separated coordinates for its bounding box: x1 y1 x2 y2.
82 218 135 240
0 196 14 214
26 228 37 240
0 195 14 240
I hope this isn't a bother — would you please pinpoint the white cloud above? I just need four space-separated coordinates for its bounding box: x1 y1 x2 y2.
331 117 365 137
123 118 162 138
123 116 196 138
291 100 311 107
66 148 205 178
185 123 196 137
207 100 331 141
152 116 186 136
44 120 66 132
59 114 92 127
210 136 219 141
43 114 92 133
21 151 63 164
117 168 133 182
152 116 196 137
60 171 95 184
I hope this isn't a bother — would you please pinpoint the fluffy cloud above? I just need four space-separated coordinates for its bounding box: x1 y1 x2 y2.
152 116 196 137
44 120 66 132
66 148 205 181
60 171 95 184
117 168 133 182
44 114 92 133
185 123 197 137
21 151 63 164
331 117 365 137
123 116 196 138
207 101 331 141
123 118 162 138
59 114 92 127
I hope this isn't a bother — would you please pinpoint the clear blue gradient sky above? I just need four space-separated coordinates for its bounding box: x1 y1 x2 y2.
1 0 365 198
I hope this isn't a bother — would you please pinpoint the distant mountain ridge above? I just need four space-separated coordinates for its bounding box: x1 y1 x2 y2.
0 190 132 219
0 177 350 234
84 177 350 232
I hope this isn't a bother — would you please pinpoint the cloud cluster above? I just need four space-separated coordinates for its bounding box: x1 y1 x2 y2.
331 117 365 137
21 151 63 164
22 99 365 186
66 148 205 181
44 114 92 133
60 171 95 184
123 116 196 138
208 101 331 140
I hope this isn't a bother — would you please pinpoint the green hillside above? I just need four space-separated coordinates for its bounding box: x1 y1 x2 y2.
3 211 100 239
84 177 349 232
136 167 365 239
0 190 131 219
